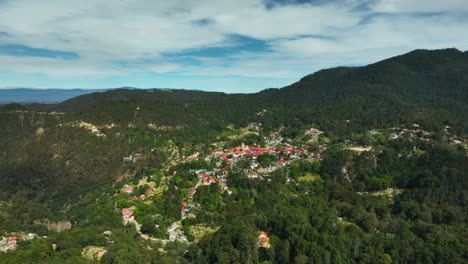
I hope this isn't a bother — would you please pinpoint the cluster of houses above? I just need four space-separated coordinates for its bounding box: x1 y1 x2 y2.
0 236 17 252
82 246 107 260
121 207 135 223
167 223 188 242
182 202 199 220
194 141 324 182
387 124 466 145
0 233 36 252
122 183 161 201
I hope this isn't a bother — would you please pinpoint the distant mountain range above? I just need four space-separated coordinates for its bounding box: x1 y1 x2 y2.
0 87 181 104
0 88 107 103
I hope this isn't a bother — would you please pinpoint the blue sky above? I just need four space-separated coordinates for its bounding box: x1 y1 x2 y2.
0 0 467 93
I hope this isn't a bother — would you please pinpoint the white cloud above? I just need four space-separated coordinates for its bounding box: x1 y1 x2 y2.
0 0 466 88
0 55 125 76
370 0 468 13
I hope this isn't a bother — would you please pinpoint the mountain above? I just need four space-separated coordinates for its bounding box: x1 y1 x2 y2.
0 87 198 104
251 48 468 132
27 88 227 112
26 48 467 134
0 88 109 104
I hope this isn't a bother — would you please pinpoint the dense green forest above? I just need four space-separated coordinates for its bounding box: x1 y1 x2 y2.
0 49 467 263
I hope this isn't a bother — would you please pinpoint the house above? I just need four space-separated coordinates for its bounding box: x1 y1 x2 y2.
258 232 269 243
248 171 259 179
122 207 135 220
102 231 112 235
124 187 133 193
189 189 196 195
187 214 196 219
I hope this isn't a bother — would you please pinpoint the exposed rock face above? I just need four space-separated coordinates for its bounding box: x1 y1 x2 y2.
34 220 72 232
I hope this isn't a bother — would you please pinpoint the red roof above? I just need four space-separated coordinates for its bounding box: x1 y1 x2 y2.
8 237 17 241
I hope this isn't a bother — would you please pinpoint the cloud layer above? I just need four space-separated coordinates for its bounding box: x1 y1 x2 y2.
0 0 467 91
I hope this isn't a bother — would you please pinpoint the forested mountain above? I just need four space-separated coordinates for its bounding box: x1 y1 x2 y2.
28 89 227 112
252 48 468 133
0 48 467 263
27 48 468 133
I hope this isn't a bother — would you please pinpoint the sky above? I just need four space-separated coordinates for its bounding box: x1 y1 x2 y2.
0 0 467 93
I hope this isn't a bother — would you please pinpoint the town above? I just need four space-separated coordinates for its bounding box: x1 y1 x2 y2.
2 119 466 260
